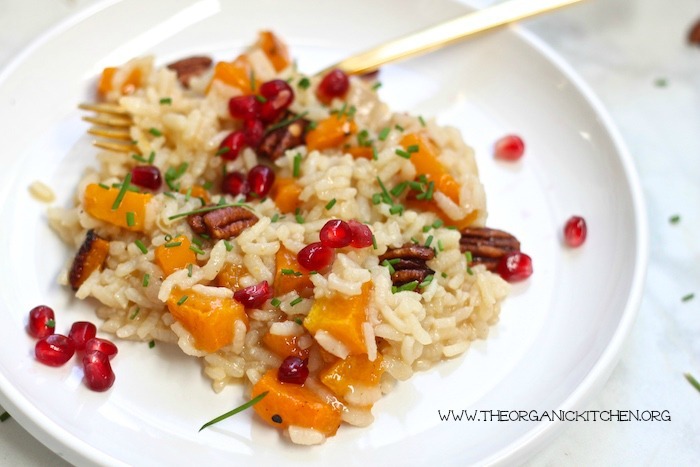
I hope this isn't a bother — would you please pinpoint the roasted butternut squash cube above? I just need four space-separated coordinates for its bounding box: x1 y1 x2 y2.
83 183 152 232
320 354 384 400
154 235 196 277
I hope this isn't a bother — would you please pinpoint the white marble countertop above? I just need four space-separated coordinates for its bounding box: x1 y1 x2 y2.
1 0 698 465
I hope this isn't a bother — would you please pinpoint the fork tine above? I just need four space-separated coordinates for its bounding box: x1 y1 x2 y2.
88 127 132 140
93 140 136 153
82 115 132 127
78 102 130 116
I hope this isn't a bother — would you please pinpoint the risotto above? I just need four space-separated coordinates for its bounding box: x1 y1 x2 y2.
49 31 513 444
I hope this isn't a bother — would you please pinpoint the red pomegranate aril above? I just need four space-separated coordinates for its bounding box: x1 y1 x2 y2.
316 69 350 104
84 338 118 359
497 252 533 282
247 165 276 199
228 95 261 120
221 171 250 197
27 305 55 339
233 280 272 309
218 130 247 161
347 220 373 248
564 215 587 247
277 356 309 385
259 79 294 122
494 134 525 161
243 118 264 147
130 165 162 190
35 334 75 367
320 219 352 249
68 321 97 351
83 350 115 392
297 242 334 271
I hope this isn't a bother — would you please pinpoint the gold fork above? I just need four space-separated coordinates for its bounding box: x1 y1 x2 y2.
80 0 583 153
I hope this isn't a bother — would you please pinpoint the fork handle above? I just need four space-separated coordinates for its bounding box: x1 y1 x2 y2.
319 0 584 75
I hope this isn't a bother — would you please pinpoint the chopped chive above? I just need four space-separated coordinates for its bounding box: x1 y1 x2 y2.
224 240 233 252
441 272 448 278
378 127 390 141
465 251 474 275
134 239 148 254
422 225 431 233
406 144 420 153
372 234 377 250
290 296 303 306
189 244 205 255
389 204 404 215
432 219 444 229
148 340 155 348
371 81 382 91
202 181 213 190
265 111 309 134
111 172 132 210
419 274 434 288
446 225 458 230
254 94 267 103
184 186 193 203
309 270 318 275
325 198 337 210
394 124 404 132
396 281 418 292
294 208 305 224
307 120 318 130
418 115 426 127
682 293 695 302
411 237 419 244
425 235 434 247
192 236 203 247
142 274 150 287
382 259 396 274
281 269 302 276
685 372 700 393
184 264 192 278
271 298 281 307
294 317 303 325
293 153 302 178
130 307 140 319
126 211 135 227
390 182 408 197
437 239 444 252
199 391 269 432
372 145 378 160
148 151 156 164
371 193 382 205
669 214 681 224
249 70 256 91
298 77 311 89
391 285 398 294
159 97 172 105
270 213 280 223
131 154 148 163
416 181 435 200
163 191 176 199
395 149 411 159
164 241 182 248
46 319 55 329
177 295 189 305
0 411 11 422
98 183 110 190
149 128 163 137
167 203 251 220
216 146 231 156
654 78 668 88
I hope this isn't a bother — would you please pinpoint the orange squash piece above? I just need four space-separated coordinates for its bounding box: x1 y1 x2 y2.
68 229 110 290
257 31 290 72
270 177 302 214
303 282 371 355
166 287 248 353
180 185 211 204
320 354 384 401
83 184 152 232
251 369 342 436
262 332 310 359
97 66 142 96
306 115 358 152
347 146 374 160
206 59 254 95
154 235 196 277
400 133 460 204
215 262 246 290
273 246 314 296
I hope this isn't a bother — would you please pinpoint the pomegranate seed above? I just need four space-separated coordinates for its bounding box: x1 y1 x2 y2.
297 242 334 271
84 338 118 359
347 220 373 248
247 165 276 199
233 281 272 309
497 252 533 282
494 134 525 161
277 356 309 385
221 171 250 197
228 95 261 120
316 69 350 104
564 215 587 247
82 350 115 392
243 119 264 147
35 334 75 366
130 165 162 190
259 79 294 122
320 219 352 249
218 131 247 161
27 305 55 339
68 321 97 351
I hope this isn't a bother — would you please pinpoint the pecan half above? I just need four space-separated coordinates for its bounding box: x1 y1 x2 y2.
460 227 520 271
187 206 258 240
166 56 213 87
379 243 435 287
689 18 700 45
69 229 110 290
257 117 308 160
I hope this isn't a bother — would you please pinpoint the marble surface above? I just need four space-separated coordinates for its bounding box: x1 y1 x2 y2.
1 0 698 465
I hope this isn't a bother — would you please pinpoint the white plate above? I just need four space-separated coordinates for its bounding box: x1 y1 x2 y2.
0 0 647 465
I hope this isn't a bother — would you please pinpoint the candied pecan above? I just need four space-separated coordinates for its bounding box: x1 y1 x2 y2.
379 243 435 262
166 56 213 87
188 206 258 240
460 227 520 272
391 268 434 287
69 229 110 290
257 117 308 160
379 243 435 288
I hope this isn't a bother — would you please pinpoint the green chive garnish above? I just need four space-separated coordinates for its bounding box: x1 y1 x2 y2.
148 340 155 348
682 293 695 302
149 128 163 137
290 296 303 306
190 245 205 255
669 214 681 224
164 241 182 248
111 173 132 210
224 240 233 252
418 115 426 127
395 149 411 159
395 124 404 132
265 112 309 134
685 373 700 394
126 211 135 227
159 97 172 105
371 81 382 91
46 319 55 329
130 307 140 319
167 203 251 220
135 239 148 254
424 235 433 247
199 391 269 432
295 208 304 224
325 198 337 210
298 77 311 89
271 298 281 307
406 144 419 153
378 127 390 141
187 264 193 277
293 153 302 178
142 274 150 287
131 154 148 163
372 234 378 250
177 295 188 305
